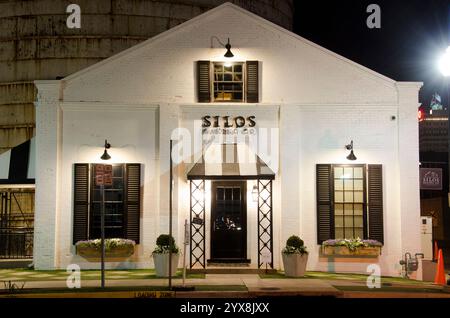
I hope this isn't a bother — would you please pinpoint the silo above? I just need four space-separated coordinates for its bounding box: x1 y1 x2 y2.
0 0 294 154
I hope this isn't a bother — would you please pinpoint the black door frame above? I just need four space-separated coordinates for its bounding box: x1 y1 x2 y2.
209 180 248 263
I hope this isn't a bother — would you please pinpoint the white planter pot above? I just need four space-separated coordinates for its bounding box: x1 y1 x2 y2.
153 253 180 277
282 253 309 277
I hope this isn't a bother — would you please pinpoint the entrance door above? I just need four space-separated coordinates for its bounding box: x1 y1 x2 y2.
210 181 247 262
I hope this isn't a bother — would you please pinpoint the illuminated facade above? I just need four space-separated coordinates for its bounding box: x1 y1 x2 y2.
33 4 423 276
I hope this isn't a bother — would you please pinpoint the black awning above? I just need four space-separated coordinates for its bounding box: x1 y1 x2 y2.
187 144 275 180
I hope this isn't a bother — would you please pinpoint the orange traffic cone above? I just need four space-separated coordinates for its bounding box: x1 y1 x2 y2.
434 249 446 285
434 241 439 261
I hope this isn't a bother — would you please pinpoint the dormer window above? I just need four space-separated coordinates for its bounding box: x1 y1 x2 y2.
213 62 244 102
197 61 259 103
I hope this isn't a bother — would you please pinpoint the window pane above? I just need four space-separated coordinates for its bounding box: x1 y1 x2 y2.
234 64 242 72
344 180 353 190
335 180 343 191
354 180 363 191
335 216 344 227
334 167 344 179
354 191 364 203
344 204 354 215
344 216 354 228
344 167 353 179
354 216 363 227
335 204 344 215
355 228 364 239
335 228 344 239
344 228 354 239
354 167 363 179
113 165 123 177
354 204 363 215
335 191 344 203
344 191 353 202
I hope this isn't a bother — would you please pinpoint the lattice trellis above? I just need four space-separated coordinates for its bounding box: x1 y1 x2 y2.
258 179 273 268
190 179 206 268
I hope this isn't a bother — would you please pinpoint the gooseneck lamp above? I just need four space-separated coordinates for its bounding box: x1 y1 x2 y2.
345 140 357 161
101 140 111 161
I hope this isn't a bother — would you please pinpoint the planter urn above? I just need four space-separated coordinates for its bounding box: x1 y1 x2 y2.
153 253 180 277
282 253 309 277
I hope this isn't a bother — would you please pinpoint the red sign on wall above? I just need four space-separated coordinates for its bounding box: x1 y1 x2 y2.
95 164 113 186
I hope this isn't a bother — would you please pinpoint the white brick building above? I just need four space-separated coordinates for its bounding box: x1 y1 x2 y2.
34 3 422 276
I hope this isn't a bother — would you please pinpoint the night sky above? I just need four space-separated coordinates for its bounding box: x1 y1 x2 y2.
293 0 450 109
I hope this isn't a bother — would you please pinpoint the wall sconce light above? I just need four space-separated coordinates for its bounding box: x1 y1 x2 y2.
252 184 258 203
345 140 357 161
101 139 111 160
211 36 234 58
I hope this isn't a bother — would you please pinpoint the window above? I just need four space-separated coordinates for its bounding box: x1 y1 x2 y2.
316 164 384 244
213 62 244 102
197 61 259 103
90 164 125 239
333 166 366 239
73 163 141 244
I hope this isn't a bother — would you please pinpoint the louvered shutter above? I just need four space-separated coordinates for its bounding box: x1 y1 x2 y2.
125 164 141 243
317 165 333 244
197 61 211 102
246 61 259 103
73 164 89 244
368 165 384 244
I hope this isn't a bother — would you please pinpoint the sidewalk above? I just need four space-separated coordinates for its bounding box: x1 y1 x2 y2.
1 271 449 298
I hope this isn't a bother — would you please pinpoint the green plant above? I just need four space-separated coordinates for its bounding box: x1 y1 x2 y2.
75 238 135 252
153 234 179 254
282 235 308 255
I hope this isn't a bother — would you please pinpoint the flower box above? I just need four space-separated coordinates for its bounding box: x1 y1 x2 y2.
321 245 381 257
75 239 135 259
321 239 383 257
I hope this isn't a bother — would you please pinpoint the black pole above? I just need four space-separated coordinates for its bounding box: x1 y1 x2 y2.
169 140 173 289
101 183 105 288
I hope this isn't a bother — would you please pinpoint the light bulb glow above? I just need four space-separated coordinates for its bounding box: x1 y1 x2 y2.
438 47 450 77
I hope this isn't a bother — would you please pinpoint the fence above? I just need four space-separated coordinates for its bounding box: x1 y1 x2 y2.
0 190 34 259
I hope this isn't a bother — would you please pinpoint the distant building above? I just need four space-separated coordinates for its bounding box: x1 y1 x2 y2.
419 109 448 153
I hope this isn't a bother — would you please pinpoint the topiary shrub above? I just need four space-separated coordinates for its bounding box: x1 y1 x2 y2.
153 234 179 254
286 236 304 249
283 235 308 255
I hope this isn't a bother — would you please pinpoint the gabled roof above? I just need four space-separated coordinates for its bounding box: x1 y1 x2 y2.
63 2 397 85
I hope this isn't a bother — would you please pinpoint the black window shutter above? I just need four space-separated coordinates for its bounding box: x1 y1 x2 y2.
73 164 89 244
368 165 384 244
246 61 259 103
317 164 333 244
125 164 141 243
197 61 211 102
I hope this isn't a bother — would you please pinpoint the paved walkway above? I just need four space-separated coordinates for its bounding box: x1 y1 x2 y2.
1 273 449 298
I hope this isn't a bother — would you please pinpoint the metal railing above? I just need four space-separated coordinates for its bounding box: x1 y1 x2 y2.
0 228 33 259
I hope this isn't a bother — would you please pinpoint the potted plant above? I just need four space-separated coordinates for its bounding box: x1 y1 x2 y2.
152 234 180 277
75 238 135 259
282 235 309 277
322 238 382 257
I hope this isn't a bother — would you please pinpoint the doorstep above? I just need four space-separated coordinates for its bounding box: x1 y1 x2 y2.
187 267 277 275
